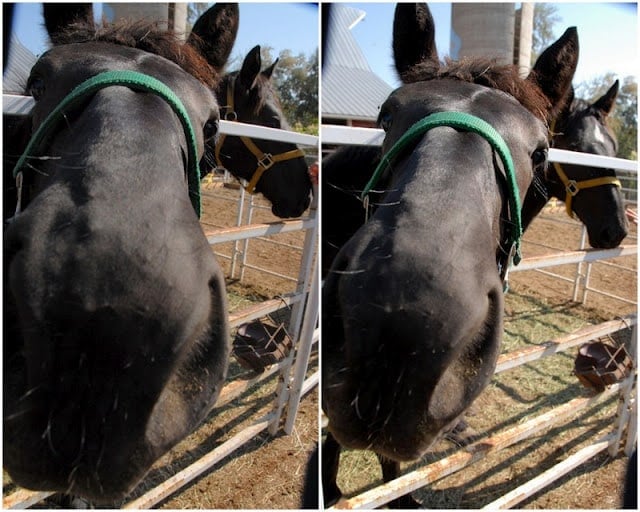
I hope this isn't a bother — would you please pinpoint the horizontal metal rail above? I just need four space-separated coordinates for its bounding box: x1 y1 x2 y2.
321 125 638 172
495 315 636 373
530 268 575 284
583 286 638 306
240 262 298 283
2 94 319 148
511 245 637 272
329 384 622 509
480 434 613 509
204 217 316 245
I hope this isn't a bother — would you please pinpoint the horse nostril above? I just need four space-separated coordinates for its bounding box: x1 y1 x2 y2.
595 225 627 249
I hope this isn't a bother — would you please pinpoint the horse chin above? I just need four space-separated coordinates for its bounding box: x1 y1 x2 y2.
575 198 628 249
585 219 628 249
270 198 310 219
324 272 504 463
4 338 226 503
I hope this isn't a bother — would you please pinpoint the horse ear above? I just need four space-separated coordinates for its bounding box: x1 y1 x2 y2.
592 80 619 117
527 26 579 119
393 3 438 80
239 45 262 90
43 3 93 44
187 3 239 71
261 58 279 80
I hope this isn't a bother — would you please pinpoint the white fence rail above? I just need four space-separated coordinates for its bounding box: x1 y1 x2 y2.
3 118 319 509
321 124 639 173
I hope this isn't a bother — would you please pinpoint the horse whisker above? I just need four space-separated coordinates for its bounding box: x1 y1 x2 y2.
25 161 50 176
329 268 366 275
24 155 62 161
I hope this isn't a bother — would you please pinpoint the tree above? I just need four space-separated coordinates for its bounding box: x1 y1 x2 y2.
271 49 318 134
575 74 638 160
248 46 318 135
531 3 561 64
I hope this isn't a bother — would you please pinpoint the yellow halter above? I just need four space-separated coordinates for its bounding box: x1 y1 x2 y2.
549 119 621 218
215 77 305 194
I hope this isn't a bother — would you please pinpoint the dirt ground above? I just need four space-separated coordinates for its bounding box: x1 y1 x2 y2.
511 201 637 319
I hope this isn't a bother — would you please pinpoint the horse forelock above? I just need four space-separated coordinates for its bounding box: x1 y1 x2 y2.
401 57 552 123
54 20 219 89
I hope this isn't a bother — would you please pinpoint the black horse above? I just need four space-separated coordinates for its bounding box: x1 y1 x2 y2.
524 80 627 247
323 36 628 278
322 25 579 276
4 4 238 502
211 45 313 218
322 3 579 507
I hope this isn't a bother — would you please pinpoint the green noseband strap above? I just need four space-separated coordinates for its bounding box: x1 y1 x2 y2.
12 70 202 217
362 111 523 266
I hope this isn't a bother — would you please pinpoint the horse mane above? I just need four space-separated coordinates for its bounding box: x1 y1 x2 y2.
401 57 553 123
53 20 218 88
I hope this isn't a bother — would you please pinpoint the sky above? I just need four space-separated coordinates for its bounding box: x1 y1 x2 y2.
346 2 638 89
7 2 637 90
10 2 319 66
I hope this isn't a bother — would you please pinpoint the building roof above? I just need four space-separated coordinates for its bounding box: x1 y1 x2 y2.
322 4 393 122
3 35 37 94
322 66 393 121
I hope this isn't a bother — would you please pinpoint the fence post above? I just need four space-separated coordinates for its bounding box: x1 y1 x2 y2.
268 196 319 435
609 322 637 457
239 193 256 283
572 224 588 301
284 263 319 434
230 186 247 279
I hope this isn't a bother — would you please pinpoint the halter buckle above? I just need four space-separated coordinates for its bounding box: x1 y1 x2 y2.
258 153 275 170
566 180 580 196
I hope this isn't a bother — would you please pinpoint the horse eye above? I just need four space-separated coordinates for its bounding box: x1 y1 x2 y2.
531 148 547 169
203 119 218 142
379 111 393 132
28 77 45 101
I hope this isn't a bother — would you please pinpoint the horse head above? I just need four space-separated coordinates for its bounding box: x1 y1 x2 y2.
549 81 627 247
211 45 312 218
4 3 237 502
323 1 577 468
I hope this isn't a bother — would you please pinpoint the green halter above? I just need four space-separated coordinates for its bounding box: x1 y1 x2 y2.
12 70 202 217
361 111 523 267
